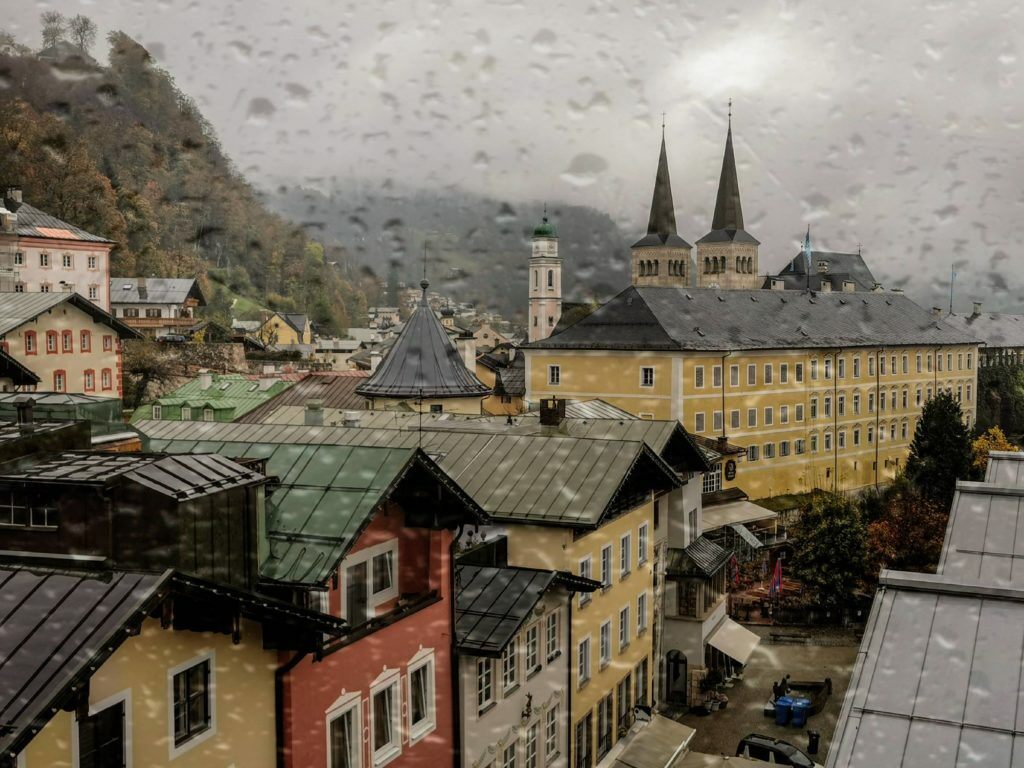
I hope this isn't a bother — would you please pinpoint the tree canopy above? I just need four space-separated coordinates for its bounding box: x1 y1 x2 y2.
790 493 867 609
906 390 972 507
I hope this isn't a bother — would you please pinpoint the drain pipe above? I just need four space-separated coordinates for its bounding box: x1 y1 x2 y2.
275 649 310 768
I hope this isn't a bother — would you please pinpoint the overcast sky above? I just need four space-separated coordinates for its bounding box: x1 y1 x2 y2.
7 0 1024 310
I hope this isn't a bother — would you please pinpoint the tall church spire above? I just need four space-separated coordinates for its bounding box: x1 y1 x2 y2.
711 124 744 231
646 133 678 242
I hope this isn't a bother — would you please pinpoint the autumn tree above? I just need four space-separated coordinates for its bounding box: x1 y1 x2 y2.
40 11 66 48
790 494 867 609
971 426 1021 477
67 15 97 52
906 390 972 506
866 477 949 576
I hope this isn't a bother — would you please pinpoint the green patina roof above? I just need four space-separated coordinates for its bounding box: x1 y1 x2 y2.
533 215 557 238
131 374 296 424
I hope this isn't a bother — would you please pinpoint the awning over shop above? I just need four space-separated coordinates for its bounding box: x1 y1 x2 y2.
729 522 763 549
707 617 760 666
701 500 776 531
613 716 696 768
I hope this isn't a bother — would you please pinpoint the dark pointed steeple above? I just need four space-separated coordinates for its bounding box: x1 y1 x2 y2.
632 131 691 249
698 115 759 245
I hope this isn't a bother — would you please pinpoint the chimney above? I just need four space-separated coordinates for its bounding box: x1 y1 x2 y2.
456 332 476 370
198 372 213 390
5 188 22 204
820 281 832 293
539 397 565 427
842 281 856 293
305 399 324 426
972 301 982 317
137 277 147 300
342 410 362 428
931 307 942 318
15 397 35 434
716 436 729 453
262 364 275 375
369 351 382 372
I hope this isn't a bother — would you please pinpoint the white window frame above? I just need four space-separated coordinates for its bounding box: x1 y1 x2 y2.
370 672 402 766
747 408 757 427
694 365 705 388
548 365 560 386
638 523 648 565
620 533 632 577
181 406 191 421
406 648 436 743
325 691 362 768
339 538 400 624
579 556 592 607
578 636 591 687
780 362 788 383
763 363 773 384
729 365 739 387
640 366 655 388
599 620 612 667
600 544 612 588
747 364 756 385
477 658 495 711
694 412 705 432
73 688 133 768
501 638 519 693
795 404 804 421
545 705 560 759
618 606 630 651
712 365 722 388
167 651 216 760
152 404 163 420
525 622 540 674
637 592 648 634
545 611 559 660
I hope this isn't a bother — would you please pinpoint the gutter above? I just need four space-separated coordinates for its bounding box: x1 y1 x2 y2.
275 649 309 768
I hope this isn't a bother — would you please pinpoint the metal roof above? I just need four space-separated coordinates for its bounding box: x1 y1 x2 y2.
238 372 368 423
612 715 695 768
356 281 490 400
701 499 776 531
136 420 681 528
696 125 759 246
526 286 980 352
944 311 1024 349
109 277 206 306
666 536 731 577
0 567 169 756
3 201 113 243
456 565 558 655
563 400 635 420
986 451 1024 486
0 451 265 500
130 373 297 423
0 349 40 385
770 250 879 292
828 570 1024 768
0 292 139 339
938 481 1024 586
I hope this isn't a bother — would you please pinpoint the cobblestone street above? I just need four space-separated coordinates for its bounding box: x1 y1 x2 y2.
679 628 860 762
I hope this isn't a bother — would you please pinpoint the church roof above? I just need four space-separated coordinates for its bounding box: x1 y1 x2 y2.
632 135 691 250
768 249 879 292
356 281 491 400
525 286 980 352
697 126 759 245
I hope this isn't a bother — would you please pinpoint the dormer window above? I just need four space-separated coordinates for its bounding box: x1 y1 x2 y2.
816 260 829 273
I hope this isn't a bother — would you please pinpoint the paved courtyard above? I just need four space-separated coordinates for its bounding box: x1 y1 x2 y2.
678 629 859 762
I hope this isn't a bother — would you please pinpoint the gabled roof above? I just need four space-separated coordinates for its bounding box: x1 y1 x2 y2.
0 349 40 385
0 564 345 757
109 277 206 306
456 565 597 655
136 420 681 529
238 371 369 423
696 125 759 245
666 536 731 577
944 311 1024 349
0 451 265 501
356 280 490 400
938 480 1024 585
526 286 980 352
0 292 140 339
769 250 878 292
281 313 310 335
632 135 691 250
130 373 297 424
2 201 112 243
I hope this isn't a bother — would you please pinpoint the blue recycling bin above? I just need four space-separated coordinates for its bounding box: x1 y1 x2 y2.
790 698 811 727
774 696 793 725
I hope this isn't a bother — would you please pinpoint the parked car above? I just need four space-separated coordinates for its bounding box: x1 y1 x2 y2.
736 734 818 767
157 334 188 343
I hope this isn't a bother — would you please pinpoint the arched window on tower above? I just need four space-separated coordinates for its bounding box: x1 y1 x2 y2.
547 269 554 288
704 257 711 273
654 260 659 275
638 261 645 277
534 270 539 288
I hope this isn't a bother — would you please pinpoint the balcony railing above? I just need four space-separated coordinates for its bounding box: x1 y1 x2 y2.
120 316 195 328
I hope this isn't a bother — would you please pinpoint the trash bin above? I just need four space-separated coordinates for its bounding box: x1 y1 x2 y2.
790 697 811 727
774 696 793 726
807 729 821 755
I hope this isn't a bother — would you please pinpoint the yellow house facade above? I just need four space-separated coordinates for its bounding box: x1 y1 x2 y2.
524 287 980 499
258 311 312 345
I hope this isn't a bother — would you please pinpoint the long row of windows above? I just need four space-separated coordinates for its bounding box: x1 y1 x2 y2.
478 611 562 712
578 592 649 688
747 419 916 462
46 368 113 393
692 351 974 390
15 251 101 270
23 330 113 355
579 526 648 607
328 652 436 768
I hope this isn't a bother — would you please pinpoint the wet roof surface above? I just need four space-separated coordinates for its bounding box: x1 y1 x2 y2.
455 565 557 655
238 371 369 422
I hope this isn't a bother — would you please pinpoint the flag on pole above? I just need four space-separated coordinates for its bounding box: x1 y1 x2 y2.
769 559 783 597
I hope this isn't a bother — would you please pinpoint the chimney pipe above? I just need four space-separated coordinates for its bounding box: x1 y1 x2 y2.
972 301 982 317
369 351 382 372
305 399 324 426
872 283 884 292
342 410 361 428
199 372 213 390
15 397 35 434
5 188 22 204
931 307 942 317
539 397 565 427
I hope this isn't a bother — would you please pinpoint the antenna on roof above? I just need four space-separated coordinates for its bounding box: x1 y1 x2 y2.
949 264 957 316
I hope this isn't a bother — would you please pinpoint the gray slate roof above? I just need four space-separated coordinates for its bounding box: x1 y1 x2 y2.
238 372 369 423
1 201 112 243
356 281 490 399
526 286 980 352
944 311 1024 349
768 250 879 292
0 292 140 339
632 136 691 250
696 126 759 245
135 419 681 527
109 278 206 306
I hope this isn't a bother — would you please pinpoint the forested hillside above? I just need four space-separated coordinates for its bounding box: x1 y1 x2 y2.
0 29 373 334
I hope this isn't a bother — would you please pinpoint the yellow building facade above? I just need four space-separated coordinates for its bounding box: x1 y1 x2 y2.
505 501 656 766
19 617 277 768
524 289 980 499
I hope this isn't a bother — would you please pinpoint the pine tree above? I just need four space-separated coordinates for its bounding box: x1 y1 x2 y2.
906 390 972 506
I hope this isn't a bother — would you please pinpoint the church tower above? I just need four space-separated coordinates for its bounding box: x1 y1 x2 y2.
528 212 561 342
695 112 760 289
631 132 692 287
